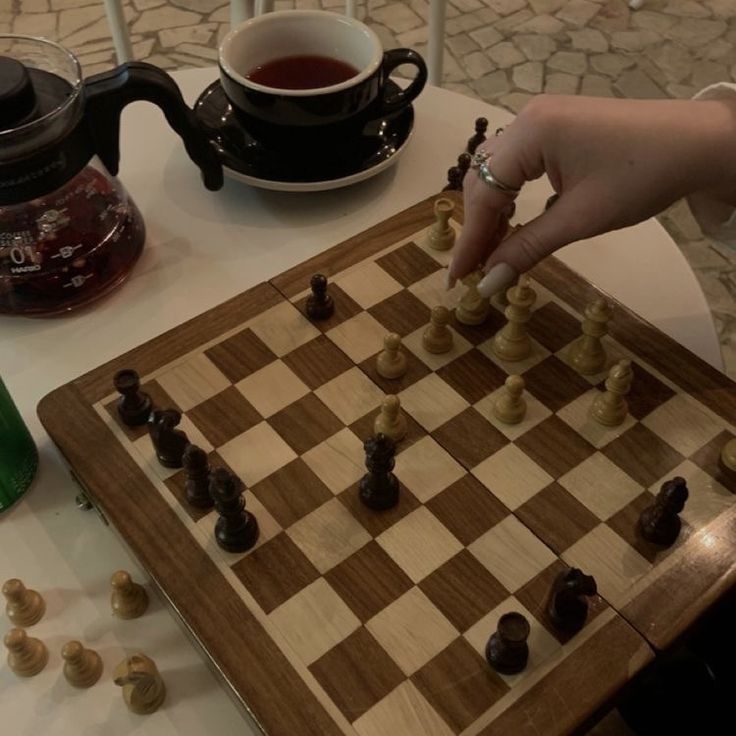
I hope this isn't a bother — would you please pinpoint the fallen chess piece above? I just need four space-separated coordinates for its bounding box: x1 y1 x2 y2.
638 477 689 547
359 434 400 510
456 270 490 326
114 368 153 426
114 653 166 715
491 277 537 362
569 298 613 376
2 578 45 626
4 628 48 677
306 273 334 320
422 306 454 354
485 612 529 675
376 333 407 379
111 570 149 619
211 468 259 553
591 359 633 427
182 444 213 508
374 395 407 443
493 375 527 425
62 640 103 688
547 568 597 634
720 437 736 473
427 198 456 251
148 409 189 468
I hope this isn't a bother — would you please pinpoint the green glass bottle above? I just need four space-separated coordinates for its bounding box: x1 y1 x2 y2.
0 377 38 512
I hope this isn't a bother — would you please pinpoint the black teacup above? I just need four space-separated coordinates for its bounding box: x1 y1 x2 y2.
218 10 427 149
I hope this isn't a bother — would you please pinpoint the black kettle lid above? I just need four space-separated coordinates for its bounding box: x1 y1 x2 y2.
0 56 38 128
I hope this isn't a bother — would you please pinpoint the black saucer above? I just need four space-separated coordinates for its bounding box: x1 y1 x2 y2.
194 80 414 187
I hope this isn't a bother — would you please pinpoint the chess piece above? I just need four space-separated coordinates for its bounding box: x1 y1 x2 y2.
493 375 527 425
422 306 454 354
456 270 491 325
114 369 153 426
148 409 189 468
443 165 463 192
376 333 408 379
182 444 213 508
569 298 614 376
457 152 471 178
467 116 488 154
4 628 48 677
306 273 334 320
547 568 597 634
2 578 45 626
210 468 259 553
485 612 530 675
491 277 537 362
720 438 736 473
591 360 633 427
111 570 149 619
113 653 166 715
374 395 407 443
62 640 103 688
427 198 455 251
638 477 689 547
359 434 400 510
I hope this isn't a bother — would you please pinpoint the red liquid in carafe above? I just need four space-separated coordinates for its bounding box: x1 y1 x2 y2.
0 166 145 316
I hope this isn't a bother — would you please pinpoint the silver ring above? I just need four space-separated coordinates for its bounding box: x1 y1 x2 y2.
478 161 520 198
470 149 491 170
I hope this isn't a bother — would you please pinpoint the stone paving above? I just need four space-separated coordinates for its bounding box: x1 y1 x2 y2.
5 0 736 376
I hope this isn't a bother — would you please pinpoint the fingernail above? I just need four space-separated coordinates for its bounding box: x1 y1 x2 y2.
477 263 518 299
444 269 457 291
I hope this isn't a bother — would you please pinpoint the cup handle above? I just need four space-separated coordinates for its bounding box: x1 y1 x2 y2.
376 49 428 116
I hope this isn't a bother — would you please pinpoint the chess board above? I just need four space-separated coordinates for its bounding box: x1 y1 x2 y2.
38 193 736 735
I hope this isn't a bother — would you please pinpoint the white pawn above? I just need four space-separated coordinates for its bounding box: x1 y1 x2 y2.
2 578 45 627
720 438 736 472
62 640 103 688
374 395 407 443
491 277 537 362
423 306 454 354
456 270 490 326
591 359 633 427
5 628 48 677
111 570 149 619
569 298 614 375
493 375 527 424
376 333 407 379
427 198 455 251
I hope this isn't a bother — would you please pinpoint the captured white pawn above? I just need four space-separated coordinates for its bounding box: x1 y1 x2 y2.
5 627 48 677
427 197 456 251
111 570 149 619
721 438 736 472
376 333 407 379
62 640 103 688
456 270 491 326
423 306 454 354
591 359 633 427
374 395 407 443
3 578 45 626
493 375 527 424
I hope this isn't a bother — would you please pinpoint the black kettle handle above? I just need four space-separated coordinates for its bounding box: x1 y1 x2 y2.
84 62 223 191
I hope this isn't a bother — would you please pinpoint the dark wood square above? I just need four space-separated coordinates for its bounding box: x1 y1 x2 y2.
325 541 413 622
432 408 509 470
295 283 362 332
515 415 596 479
623 362 677 420
368 290 431 337
527 301 582 353
426 475 509 546
450 305 507 346
103 379 180 441
349 406 425 452
309 627 405 723
339 483 421 538
419 550 510 632
205 328 277 383
375 241 442 287
602 423 684 488
437 348 507 404
522 355 591 412
689 430 736 494
281 335 354 390
231 533 319 614
251 458 332 527
516 482 599 554
188 386 262 446
269 394 343 454
358 346 432 395
411 637 509 733
164 450 232 523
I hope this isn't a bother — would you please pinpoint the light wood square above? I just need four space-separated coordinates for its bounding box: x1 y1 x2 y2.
399 373 469 432
642 394 725 457
407 264 456 309
472 444 553 510
474 386 552 442
402 324 473 371
469 516 557 593
377 507 463 583
327 312 388 364
218 421 297 487
334 260 403 309
557 390 637 449
303 428 365 494
249 300 321 357
354 680 454 736
269 578 360 665
236 360 309 418
315 367 385 425
157 354 231 412
477 335 550 376
288 497 371 573
559 452 643 521
464 596 561 687
394 436 466 502
563 524 651 608
366 587 458 676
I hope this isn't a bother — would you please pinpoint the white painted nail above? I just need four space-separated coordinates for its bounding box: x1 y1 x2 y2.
477 263 518 299
444 269 457 291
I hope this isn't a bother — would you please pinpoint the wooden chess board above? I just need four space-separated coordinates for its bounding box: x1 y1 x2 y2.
38 194 736 736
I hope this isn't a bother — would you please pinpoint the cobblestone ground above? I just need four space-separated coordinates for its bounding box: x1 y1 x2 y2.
5 0 736 376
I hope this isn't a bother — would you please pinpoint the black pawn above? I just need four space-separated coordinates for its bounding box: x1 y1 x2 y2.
182 444 213 509
359 434 400 510
457 152 471 178
486 612 530 675
306 274 334 320
638 476 689 547
114 369 152 426
148 409 189 468
210 468 259 553
466 117 488 154
443 165 463 192
547 568 597 634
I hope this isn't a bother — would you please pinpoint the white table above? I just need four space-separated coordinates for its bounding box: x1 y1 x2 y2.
0 68 722 735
